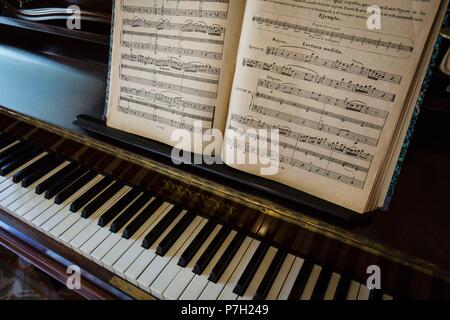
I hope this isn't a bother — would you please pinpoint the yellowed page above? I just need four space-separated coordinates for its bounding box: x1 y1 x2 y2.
223 0 442 213
106 0 245 153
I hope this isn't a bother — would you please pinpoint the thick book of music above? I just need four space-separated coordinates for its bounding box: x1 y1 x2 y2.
104 0 449 214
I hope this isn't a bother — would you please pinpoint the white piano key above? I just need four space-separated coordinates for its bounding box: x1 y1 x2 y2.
357 284 371 300
163 224 223 301
0 140 20 160
323 272 341 300
198 236 253 300
218 239 260 300
346 280 361 300
136 210 189 292
23 198 56 222
266 254 296 300
1 176 41 208
299 265 322 300
111 202 171 276
382 293 394 300
42 175 113 240
13 161 70 217
238 246 278 300
68 184 129 252
277 257 305 300
102 198 167 272
179 229 237 301
32 175 101 231
125 204 177 286
0 151 46 188
149 216 205 299
14 193 46 218
60 186 129 246
90 195 153 264
0 183 22 202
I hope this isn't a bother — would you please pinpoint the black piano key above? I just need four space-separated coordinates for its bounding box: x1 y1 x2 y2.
81 180 124 218
156 212 196 256
0 147 41 176
287 260 314 300
193 226 231 275
110 193 153 233
0 140 27 160
179 220 216 268
122 197 165 239
70 176 113 212
253 249 287 300
209 232 245 283
44 166 88 199
141 205 183 249
0 142 31 168
22 156 65 188
310 268 332 300
334 275 351 300
13 153 56 183
0 135 15 150
98 188 141 227
233 242 269 296
54 171 97 204
35 162 78 195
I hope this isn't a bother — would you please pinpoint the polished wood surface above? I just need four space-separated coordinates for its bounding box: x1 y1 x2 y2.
0 3 449 299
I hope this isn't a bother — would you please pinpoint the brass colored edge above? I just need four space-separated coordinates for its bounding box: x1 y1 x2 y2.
1 107 449 284
109 276 155 300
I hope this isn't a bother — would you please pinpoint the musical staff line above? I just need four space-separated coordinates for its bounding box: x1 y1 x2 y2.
253 16 414 53
250 104 378 147
120 86 216 113
120 96 213 122
117 105 209 133
229 124 369 172
121 64 219 85
121 53 220 76
266 47 403 84
121 74 217 99
226 132 365 189
121 6 228 19
122 30 224 45
255 92 382 131
121 41 222 60
258 79 389 120
229 114 373 162
123 19 225 37
244 58 395 101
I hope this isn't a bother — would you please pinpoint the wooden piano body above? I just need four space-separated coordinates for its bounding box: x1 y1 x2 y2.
0 0 449 300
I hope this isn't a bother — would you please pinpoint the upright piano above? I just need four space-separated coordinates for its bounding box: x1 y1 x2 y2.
0 0 449 300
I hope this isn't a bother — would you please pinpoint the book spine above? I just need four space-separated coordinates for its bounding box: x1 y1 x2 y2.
102 0 117 122
384 10 449 209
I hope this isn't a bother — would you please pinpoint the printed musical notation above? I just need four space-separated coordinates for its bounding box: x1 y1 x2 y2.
257 79 389 120
123 19 225 37
121 53 220 77
228 116 373 162
266 47 403 84
227 119 366 189
115 0 231 133
121 41 222 60
243 58 396 101
121 74 217 99
120 86 216 114
121 5 228 20
119 96 213 123
117 105 208 134
253 13 414 57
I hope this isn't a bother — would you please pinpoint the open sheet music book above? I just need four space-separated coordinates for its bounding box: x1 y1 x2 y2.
105 0 448 214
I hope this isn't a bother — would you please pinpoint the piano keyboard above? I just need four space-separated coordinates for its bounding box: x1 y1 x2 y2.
0 132 395 300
